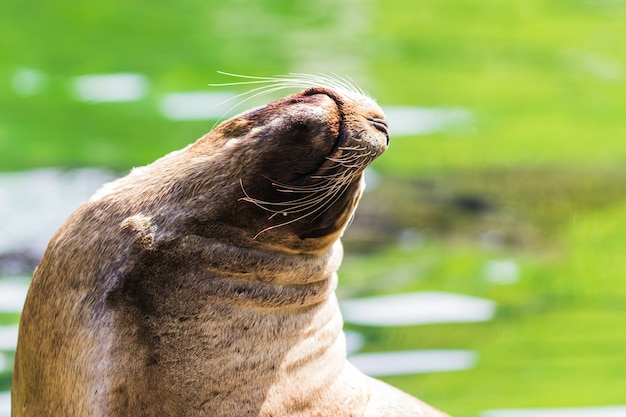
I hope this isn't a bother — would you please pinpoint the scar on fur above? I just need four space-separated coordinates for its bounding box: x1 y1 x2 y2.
121 214 156 249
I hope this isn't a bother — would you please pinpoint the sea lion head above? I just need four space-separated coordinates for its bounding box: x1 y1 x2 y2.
99 76 389 254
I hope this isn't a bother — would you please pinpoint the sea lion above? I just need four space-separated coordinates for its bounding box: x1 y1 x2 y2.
12 75 448 416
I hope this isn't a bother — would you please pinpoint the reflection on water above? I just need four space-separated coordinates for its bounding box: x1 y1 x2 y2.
481 405 626 417
0 280 28 313
383 106 473 136
340 291 496 326
71 73 149 103
344 330 365 354
0 321 18 417
0 392 9 417
0 325 19 351
0 168 116 272
11 68 47 96
342 292 489 376
349 350 477 377
159 91 238 121
483 259 520 285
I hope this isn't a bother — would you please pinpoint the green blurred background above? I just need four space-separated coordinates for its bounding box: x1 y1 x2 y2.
1 0 626 415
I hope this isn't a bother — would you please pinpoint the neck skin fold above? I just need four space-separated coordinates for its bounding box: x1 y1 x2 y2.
103 239 359 416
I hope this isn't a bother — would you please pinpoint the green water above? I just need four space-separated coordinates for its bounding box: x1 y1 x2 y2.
2 0 626 415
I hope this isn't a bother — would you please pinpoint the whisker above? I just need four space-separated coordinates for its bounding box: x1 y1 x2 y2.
210 71 368 100
311 184 352 222
265 176 338 192
250 181 351 239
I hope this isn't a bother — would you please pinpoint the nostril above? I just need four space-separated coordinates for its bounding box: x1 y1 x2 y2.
367 116 390 145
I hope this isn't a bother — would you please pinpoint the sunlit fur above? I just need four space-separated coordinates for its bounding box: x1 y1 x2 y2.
12 74 448 417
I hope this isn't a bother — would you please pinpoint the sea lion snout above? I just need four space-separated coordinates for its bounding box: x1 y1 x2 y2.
299 86 390 155
226 87 389 249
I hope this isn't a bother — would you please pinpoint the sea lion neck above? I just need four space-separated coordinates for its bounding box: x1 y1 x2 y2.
177 236 345 310
200 238 344 286
106 233 345 315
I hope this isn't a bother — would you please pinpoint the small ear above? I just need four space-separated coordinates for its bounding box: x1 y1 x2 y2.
121 214 156 250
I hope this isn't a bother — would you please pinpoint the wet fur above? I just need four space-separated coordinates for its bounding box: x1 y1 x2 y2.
12 75 448 416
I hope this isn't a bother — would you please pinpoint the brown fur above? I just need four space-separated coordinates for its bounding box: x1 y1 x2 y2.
12 84 448 416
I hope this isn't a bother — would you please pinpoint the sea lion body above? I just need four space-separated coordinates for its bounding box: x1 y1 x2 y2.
12 79 447 416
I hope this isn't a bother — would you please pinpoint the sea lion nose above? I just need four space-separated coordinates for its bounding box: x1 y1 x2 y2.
367 116 390 146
